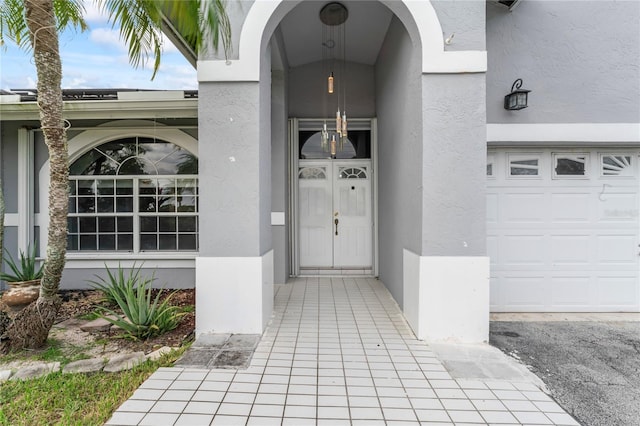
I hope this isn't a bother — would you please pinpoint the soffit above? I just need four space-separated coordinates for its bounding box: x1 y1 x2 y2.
278 1 393 68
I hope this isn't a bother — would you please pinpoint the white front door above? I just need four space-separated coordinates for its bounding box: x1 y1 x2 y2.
299 160 372 269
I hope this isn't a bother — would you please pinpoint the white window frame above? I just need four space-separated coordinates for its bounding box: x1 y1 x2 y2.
507 153 542 179
38 121 199 267
599 153 635 178
67 175 199 253
552 152 589 179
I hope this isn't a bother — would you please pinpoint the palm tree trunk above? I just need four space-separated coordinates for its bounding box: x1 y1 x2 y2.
1 0 68 352
0 175 4 269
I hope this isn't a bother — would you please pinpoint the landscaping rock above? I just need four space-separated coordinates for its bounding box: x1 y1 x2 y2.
11 362 60 381
145 346 173 361
79 317 113 333
63 358 106 374
54 318 88 329
103 352 145 373
0 369 12 382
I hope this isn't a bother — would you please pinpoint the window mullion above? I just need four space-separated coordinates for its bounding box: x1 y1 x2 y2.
133 177 140 254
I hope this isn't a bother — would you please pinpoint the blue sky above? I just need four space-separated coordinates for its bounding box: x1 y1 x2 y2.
0 1 197 91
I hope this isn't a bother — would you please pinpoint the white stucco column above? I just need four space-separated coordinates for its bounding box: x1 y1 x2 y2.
404 250 490 343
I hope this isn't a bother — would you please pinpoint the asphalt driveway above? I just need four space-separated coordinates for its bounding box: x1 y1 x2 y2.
490 320 640 426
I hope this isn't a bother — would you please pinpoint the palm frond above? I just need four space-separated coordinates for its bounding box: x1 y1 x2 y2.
1 0 87 51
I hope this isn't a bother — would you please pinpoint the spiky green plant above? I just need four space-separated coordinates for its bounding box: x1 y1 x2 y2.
0 245 44 282
95 265 185 340
89 263 144 306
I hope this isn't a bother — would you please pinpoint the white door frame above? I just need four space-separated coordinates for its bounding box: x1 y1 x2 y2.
289 118 378 277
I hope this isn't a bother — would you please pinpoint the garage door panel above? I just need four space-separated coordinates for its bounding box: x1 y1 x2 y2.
550 235 590 265
597 235 636 264
503 193 546 223
551 193 591 222
598 193 638 223
502 235 546 265
502 276 547 307
551 276 592 306
487 193 498 223
596 277 639 307
487 235 498 265
488 148 640 312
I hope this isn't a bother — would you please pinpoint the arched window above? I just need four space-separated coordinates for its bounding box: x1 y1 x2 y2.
67 137 198 252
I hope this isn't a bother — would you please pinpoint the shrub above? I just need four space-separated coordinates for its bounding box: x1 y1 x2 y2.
0 245 44 283
92 265 185 340
89 263 143 306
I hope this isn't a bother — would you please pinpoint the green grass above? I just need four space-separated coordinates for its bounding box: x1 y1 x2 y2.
0 348 185 426
0 339 94 366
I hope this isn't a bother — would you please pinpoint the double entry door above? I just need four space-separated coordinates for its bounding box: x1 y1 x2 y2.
298 160 372 269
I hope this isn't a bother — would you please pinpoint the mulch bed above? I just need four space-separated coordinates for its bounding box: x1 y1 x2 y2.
4 289 195 355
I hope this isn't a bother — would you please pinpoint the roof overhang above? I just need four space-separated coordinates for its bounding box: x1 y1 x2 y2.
0 91 197 121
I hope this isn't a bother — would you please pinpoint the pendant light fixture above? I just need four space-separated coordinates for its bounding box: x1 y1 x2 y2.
320 2 348 157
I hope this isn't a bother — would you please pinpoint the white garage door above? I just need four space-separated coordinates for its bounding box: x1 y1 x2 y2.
488 148 640 312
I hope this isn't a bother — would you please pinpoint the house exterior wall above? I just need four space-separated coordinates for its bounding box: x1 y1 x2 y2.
432 0 486 51
487 0 640 124
288 61 376 118
376 16 423 307
198 82 268 257
1 99 199 291
1 123 21 213
421 73 487 257
271 70 289 284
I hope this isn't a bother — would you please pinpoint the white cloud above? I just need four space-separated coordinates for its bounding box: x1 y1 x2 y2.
82 0 110 24
89 27 127 51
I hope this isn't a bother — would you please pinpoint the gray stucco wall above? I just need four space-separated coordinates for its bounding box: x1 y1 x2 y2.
1 123 20 213
259 47 273 255
60 267 195 290
288 61 376 118
198 81 269 257
487 0 640 123
271 69 289 284
432 0 486 51
421 73 487 256
375 17 423 307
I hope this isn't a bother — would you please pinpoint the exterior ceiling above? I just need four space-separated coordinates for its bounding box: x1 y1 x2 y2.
278 1 394 68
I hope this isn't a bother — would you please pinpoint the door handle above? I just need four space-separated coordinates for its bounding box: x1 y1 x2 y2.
334 218 339 236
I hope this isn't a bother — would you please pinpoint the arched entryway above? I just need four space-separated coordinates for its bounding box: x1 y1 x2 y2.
195 1 490 343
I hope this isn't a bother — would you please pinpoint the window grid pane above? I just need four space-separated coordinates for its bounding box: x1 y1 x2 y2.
68 173 198 253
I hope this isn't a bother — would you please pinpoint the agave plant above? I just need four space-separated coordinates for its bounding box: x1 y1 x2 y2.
0 246 44 283
93 264 185 340
89 263 144 306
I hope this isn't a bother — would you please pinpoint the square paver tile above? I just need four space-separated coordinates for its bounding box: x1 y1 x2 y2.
513 410 554 424
138 412 181 426
250 404 285 417
480 410 519 424
117 399 155 412
174 413 215 426
183 401 219 414
446 409 485 423
350 406 384 419
105 411 146 425
317 405 350 419
217 403 252 416
284 404 317 418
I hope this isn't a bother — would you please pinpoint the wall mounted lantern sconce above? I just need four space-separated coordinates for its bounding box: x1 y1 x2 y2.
504 78 530 110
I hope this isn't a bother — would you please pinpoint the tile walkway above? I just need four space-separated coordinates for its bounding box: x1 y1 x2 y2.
107 277 578 425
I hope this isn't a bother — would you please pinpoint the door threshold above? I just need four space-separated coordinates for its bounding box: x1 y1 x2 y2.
298 268 374 277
